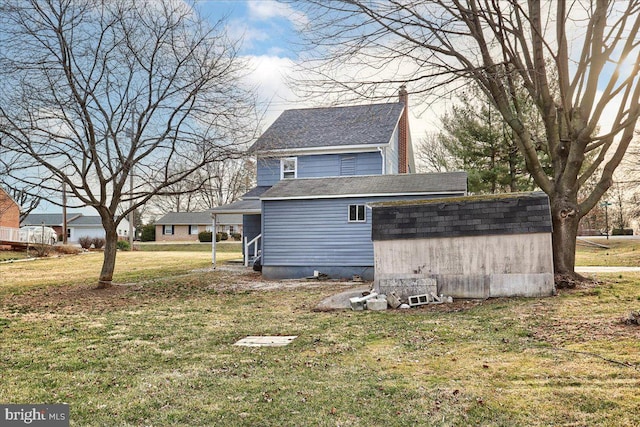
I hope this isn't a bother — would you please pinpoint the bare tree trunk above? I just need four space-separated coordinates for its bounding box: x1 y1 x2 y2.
98 221 118 289
550 192 581 277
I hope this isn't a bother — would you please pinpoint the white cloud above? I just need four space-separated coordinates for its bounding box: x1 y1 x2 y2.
242 55 304 130
225 18 269 48
247 1 308 27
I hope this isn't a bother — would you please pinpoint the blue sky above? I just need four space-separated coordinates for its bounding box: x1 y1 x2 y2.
198 0 303 59
196 1 314 132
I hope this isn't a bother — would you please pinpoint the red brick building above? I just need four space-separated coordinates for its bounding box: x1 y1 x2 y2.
0 187 20 228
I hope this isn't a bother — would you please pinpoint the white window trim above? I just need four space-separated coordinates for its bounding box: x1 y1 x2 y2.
280 157 297 179
348 204 366 223
163 225 174 235
189 225 199 235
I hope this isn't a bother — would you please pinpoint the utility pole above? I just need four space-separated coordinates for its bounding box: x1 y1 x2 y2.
62 182 67 244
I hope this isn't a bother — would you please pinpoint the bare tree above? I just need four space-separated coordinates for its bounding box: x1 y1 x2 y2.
0 0 257 287
147 157 255 213
416 132 454 173
203 158 256 207
294 1 640 278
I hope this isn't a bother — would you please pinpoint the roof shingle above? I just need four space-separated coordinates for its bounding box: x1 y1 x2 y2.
260 172 468 200
250 103 405 152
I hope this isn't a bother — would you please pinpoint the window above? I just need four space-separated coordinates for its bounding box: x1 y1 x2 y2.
229 225 235 234
66 228 71 238
163 225 174 235
348 204 366 222
205 225 213 232
280 157 297 179
189 225 198 235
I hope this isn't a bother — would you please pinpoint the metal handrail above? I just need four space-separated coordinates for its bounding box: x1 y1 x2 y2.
244 233 261 267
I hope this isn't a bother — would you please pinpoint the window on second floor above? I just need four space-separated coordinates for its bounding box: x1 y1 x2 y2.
280 157 297 179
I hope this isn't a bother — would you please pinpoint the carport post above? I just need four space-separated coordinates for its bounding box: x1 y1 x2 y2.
211 213 216 267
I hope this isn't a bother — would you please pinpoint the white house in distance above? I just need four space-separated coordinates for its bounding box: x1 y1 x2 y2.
22 213 132 243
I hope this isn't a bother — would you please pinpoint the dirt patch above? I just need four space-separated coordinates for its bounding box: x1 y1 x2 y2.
0 265 363 314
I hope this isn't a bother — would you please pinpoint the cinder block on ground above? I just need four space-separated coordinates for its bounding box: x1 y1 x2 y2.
367 297 388 311
350 298 365 311
408 293 431 307
376 274 437 302
387 292 401 309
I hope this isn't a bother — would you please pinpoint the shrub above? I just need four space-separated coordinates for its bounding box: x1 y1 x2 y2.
92 237 105 249
198 231 213 242
55 245 82 255
140 224 156 242
78 236 93 249
230 232 242 241
612 228 634 236
116 240 131 251
219 232 228 241
30 243 52 257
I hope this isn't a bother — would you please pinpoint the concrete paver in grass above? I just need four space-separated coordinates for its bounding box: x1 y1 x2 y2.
234 336 298 347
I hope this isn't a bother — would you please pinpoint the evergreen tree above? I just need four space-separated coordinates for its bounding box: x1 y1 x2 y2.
434 86 549 194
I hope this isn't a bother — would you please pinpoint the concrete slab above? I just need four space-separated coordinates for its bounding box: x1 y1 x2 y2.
234 336 297 347
314 285 371 311
367 298 388 311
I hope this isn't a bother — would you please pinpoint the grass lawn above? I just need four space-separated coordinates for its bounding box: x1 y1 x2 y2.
0 250 237 293
0 242 639 426
135 241 241 253
576 237 640 266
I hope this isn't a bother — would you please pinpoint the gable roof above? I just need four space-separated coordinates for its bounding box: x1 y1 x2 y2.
22 213 67 226
250 103 405 153
260 172 468 200
67 215 103 226
155 211 212 225
21 213 128 227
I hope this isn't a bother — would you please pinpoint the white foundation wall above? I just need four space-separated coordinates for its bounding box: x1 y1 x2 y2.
373 233 555 298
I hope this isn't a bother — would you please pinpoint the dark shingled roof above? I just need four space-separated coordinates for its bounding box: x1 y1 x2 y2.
241 186 271 199
250 103 405 152
22 213 83 226
155 212 212 225
371 191 552 241
260 172 468 200
210 199 261 214
66 215 104 226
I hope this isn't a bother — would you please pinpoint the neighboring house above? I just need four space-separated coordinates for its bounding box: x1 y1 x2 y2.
0 187 20 229
212 86 468 280
155 212 243 242
22 213 132 243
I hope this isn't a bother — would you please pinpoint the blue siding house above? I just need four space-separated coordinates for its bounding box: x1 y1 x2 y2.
211 86 468 280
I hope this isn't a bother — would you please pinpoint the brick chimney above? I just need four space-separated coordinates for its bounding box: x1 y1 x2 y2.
398 85 409 174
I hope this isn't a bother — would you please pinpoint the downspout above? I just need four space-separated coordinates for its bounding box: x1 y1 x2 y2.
378 147 386 175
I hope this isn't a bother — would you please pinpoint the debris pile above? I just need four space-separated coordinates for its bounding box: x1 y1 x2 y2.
350 289 453 311
623 310 640 326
